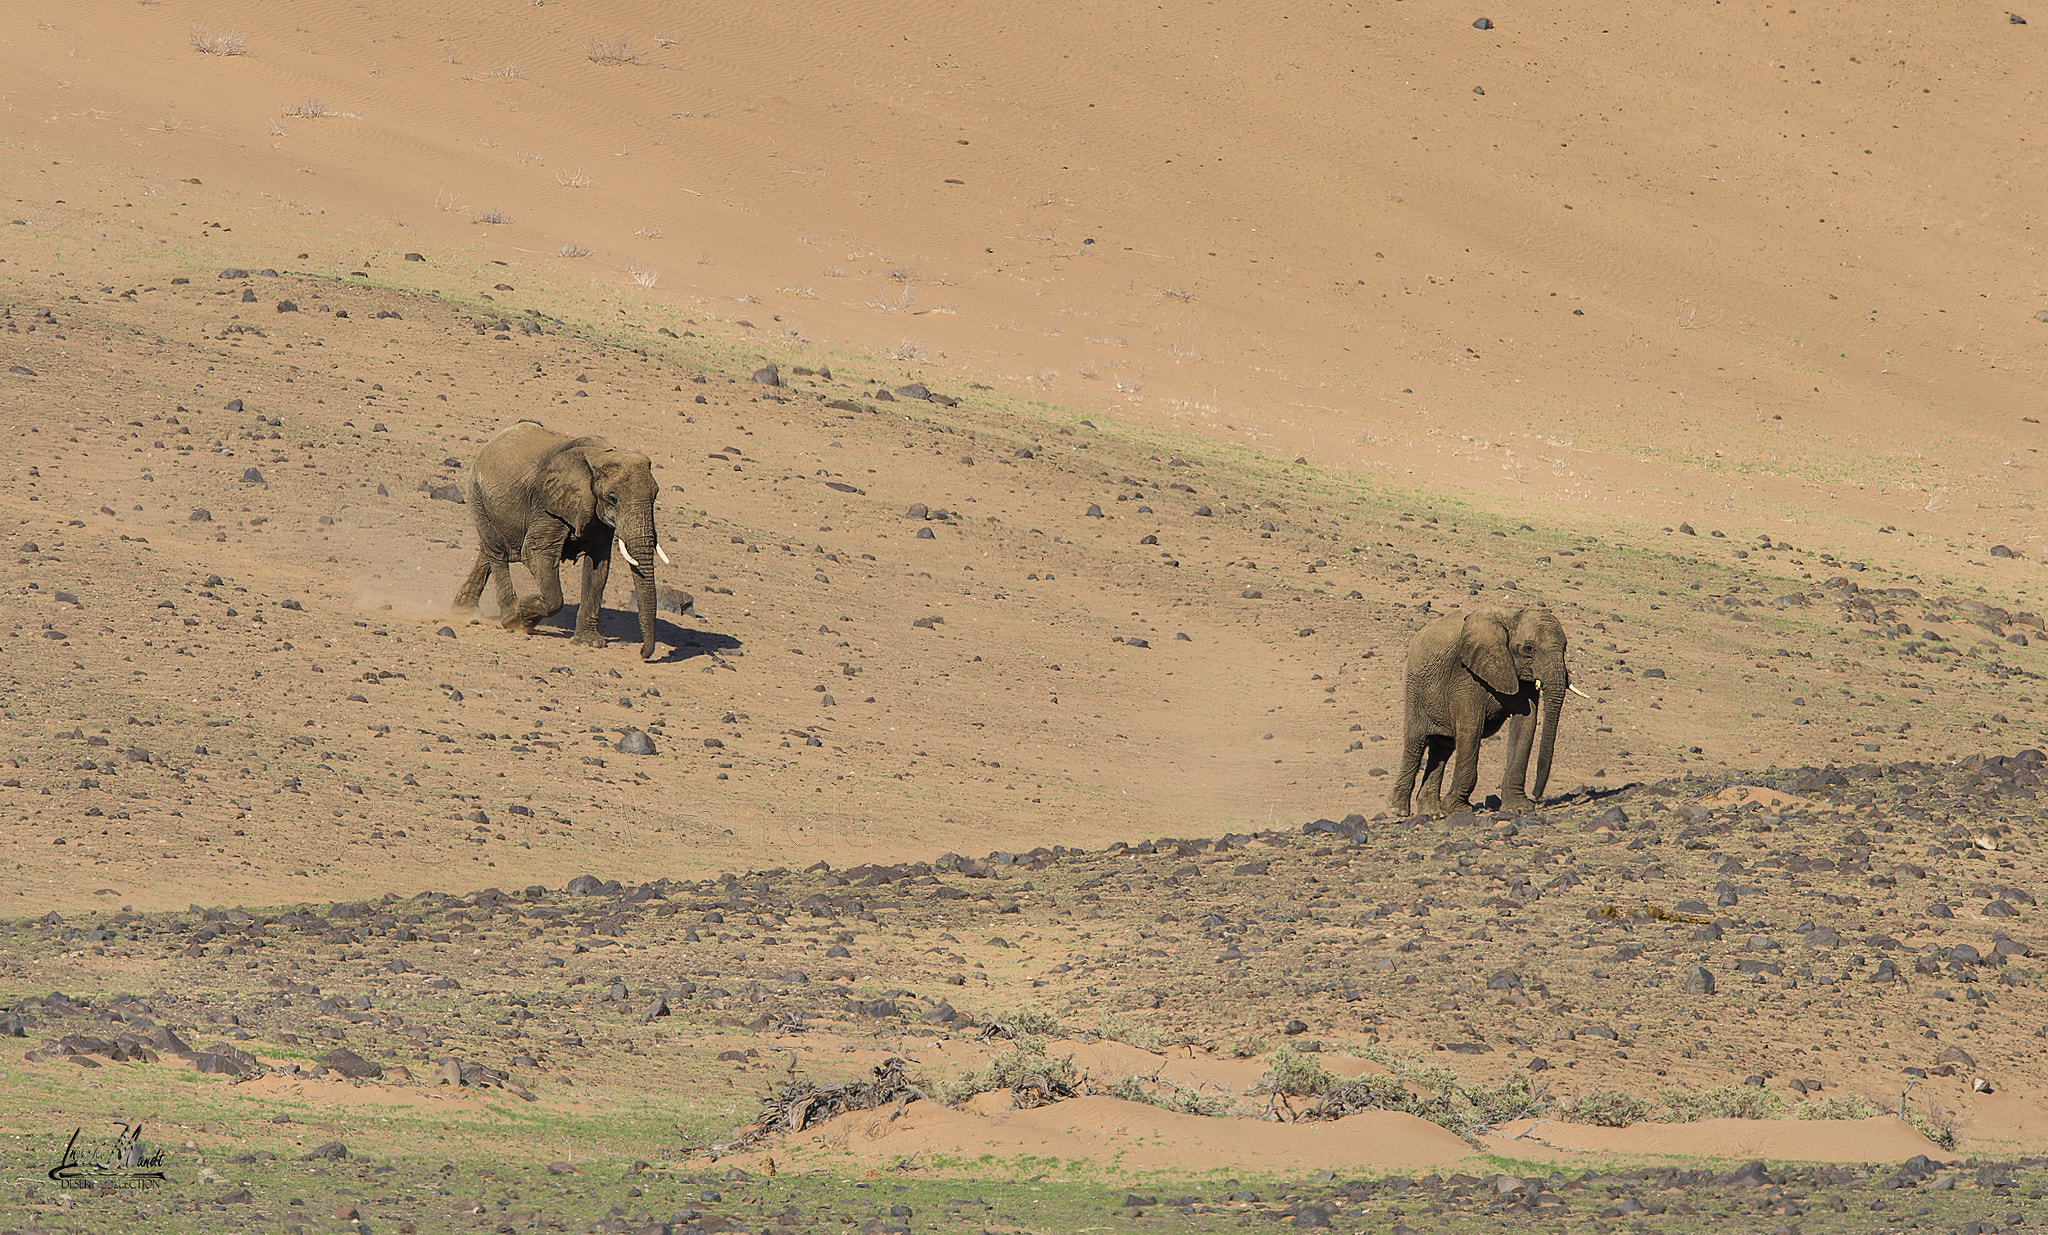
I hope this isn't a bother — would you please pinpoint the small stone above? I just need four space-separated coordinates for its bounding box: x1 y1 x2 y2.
301 1140 349 1161
615 729 657 755
1085 504 1104 517
751 364 781 387
1283 1019 1308 1035
1680 966 1716 995
1473 16 1494 29
189 508 213 522
240 468 265 484
277 300 299 313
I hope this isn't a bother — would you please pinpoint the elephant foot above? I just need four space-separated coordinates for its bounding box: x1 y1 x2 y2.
1498 793 1537 813
569 630 608 648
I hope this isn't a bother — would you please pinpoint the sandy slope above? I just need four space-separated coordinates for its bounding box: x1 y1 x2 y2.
3 0 2044 552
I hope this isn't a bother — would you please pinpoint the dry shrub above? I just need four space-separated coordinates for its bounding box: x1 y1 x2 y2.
1560 1089 1655 1127
1661 1084 1786 1123
190 28 246 56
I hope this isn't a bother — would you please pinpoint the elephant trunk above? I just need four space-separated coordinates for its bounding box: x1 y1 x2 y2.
1530 659 1568 801
620 513 658 660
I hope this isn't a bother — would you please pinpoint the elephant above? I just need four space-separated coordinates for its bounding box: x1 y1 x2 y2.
451 421 670 660
1386 605 1585 817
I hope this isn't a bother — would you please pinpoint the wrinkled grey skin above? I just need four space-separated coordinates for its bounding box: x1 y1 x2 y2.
1386 606 1570 817
452 421 662 660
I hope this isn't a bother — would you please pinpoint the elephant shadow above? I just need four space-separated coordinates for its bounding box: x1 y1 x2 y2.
545 603 742 663
1480 782 1635 812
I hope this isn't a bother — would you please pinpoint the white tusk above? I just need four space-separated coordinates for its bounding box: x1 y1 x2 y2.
1567 683 1591 699
1534 678 1541 691
615 538 641 569
655 543 671 566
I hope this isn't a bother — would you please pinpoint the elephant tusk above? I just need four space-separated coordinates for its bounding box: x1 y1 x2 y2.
615 538 642 569
655 543 671 566
1567 683 1591 699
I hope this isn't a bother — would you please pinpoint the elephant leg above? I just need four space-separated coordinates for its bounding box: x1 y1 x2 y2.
505 551 567 635
453 549 493 617
570 551 612 647
1387 716 1428 815
1443 721 1484 812
1498 709 1537 811
1416 736 1451 816
489 561 518 621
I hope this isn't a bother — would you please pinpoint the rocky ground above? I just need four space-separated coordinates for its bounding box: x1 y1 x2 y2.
7 748 2048 1231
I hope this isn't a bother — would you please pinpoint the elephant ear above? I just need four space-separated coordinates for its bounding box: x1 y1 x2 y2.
537 448 598 534
1459 614 1519 695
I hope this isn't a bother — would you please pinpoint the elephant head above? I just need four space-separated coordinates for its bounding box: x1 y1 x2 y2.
539 444 664 659
1461 607 1572 800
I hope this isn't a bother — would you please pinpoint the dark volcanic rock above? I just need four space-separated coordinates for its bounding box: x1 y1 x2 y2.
323 1047 383 1079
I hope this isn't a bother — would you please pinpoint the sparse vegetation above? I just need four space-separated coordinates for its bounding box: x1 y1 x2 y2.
284 99 329 119
1661 1083 1788 1123
189 28 247 56
623 262 660 288
1560 1089 1656 1127
1098 1075 1234 1117
1907 1099 1965 1150
1795 1092 1882 1120
870 286 917 313
1300 1069 1543 1142
1258 1047 1333 1098
558 242 594 259
888 338 929 362
1224 1033 1268 1058
1094 1014 1169 1051
980 1009 1067 1040
941 1044 1079 1110
471 208 510 225
585 37 642 65
555 168 594 189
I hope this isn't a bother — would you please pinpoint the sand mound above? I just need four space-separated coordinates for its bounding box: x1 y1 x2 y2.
1487 1116 1945 1164
769 1094 1477 1174
913 1037 1392 1095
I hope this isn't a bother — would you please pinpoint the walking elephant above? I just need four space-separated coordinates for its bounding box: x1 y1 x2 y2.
1386 605 1585 817
451 421 669 660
